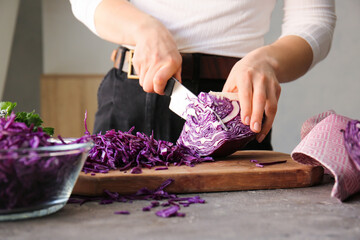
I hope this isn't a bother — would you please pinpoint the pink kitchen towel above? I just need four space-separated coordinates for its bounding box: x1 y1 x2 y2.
291 111 360 201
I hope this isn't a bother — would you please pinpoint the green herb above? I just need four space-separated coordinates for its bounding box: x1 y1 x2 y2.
0 101 17 117
15 111 43 128
41 127 54 136
0 101 54 136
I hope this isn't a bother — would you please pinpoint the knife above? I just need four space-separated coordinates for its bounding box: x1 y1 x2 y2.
164 77 227 130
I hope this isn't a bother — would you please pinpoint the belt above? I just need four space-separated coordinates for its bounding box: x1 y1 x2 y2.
111 47 240 80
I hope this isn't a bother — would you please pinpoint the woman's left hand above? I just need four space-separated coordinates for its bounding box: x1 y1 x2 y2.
222 46 281 143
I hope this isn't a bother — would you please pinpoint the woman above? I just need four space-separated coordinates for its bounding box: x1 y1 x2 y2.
69 0 336 150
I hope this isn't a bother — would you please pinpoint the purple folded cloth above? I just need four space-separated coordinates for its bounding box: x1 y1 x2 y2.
291 111 360 201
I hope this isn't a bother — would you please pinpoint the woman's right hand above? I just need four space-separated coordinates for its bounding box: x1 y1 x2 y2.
132 17 182 95
93 0 182 95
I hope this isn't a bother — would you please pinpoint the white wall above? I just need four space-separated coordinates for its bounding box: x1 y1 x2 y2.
0 0 20 99
269 1 360 153
3 0 43 113
42 0 116 74
42 1 360 153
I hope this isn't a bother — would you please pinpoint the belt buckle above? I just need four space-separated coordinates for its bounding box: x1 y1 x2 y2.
127 49 139 79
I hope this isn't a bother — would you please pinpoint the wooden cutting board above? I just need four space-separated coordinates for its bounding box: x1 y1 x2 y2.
72 150 323 196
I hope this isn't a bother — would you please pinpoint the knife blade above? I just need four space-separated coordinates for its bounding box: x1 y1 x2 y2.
164 77 197 119
164 77 227 130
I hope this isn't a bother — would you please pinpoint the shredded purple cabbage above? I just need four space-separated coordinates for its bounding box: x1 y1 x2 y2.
343 120 360 168
0 113 90 210
68 178 205 218
177 92 256 157
83 128 213 174
0 113 52 149
155 205 183 218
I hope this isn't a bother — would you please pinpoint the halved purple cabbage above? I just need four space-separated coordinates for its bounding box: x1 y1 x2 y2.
343 120 360 168
177 92 256 157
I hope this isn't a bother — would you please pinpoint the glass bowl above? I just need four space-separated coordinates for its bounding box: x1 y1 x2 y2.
0 139 92 221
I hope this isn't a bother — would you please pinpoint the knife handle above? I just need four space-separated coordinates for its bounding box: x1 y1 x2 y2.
164 77 177 97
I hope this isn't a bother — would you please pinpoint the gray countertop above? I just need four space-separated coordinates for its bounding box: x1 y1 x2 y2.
1 176 360 240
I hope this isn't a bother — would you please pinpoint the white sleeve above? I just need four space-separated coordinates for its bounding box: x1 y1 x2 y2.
281 0 336 68
69 0 103 35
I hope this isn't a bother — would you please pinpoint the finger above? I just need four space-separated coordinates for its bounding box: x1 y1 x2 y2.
222 79 236 93
257 97 277 143
142 65 158 93
131 50 141 81
153 65 177 94
250 78 267 133
235 71 253 126
138 65 146 87
132 56 145 87
257 82 280 142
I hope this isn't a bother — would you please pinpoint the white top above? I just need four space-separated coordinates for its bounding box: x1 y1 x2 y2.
69 0 336 68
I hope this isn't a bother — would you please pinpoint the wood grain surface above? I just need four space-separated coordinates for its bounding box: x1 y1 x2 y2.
41 74 102 138
72 150 324 196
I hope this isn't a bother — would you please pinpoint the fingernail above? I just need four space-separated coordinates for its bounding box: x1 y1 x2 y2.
257 134 266 143
244 116 250 125
253 122 261 132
